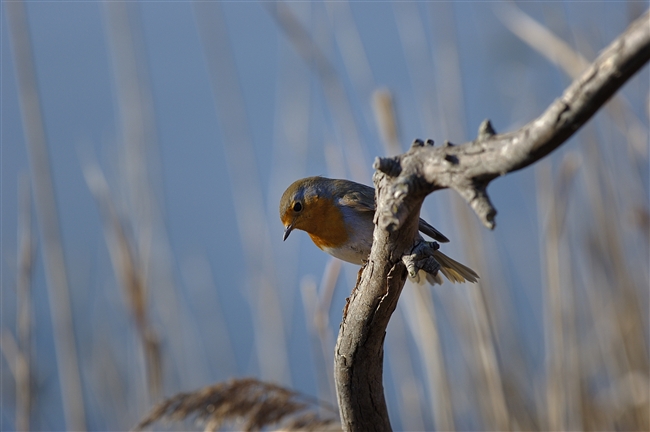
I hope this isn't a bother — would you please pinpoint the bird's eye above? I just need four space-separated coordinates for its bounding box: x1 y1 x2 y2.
293 202 303 212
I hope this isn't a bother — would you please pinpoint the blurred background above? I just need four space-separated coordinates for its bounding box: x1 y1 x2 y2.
1 1 648 430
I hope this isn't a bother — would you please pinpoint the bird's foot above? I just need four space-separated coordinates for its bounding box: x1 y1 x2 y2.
402 240 440 279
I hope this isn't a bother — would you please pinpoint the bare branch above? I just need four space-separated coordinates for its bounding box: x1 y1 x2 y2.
383 11 649 230
334 10 650 431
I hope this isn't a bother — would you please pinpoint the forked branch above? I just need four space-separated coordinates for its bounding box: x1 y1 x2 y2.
377 11 650 230
334 11 650 432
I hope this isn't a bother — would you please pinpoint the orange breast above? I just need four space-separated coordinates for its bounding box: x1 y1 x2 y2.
302 196 349 250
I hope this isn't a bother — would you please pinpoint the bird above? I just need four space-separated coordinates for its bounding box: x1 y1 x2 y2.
279 176 478 285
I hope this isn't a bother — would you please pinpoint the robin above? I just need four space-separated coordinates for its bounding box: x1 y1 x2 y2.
279 176 478 285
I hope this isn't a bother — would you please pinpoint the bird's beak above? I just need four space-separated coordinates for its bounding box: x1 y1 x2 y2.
283 223 294 241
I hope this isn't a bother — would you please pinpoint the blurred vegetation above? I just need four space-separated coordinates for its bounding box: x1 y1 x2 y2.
2 1 648 431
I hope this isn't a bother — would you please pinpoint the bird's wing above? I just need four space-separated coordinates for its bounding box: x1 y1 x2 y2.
418 218 450 243
337 182 376 213
336 180 450 243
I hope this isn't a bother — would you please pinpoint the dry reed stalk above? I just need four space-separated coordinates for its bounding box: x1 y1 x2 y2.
383 305 427 432
422 0 508 391
418 7 511 424
16 175 34 431
324 0 377 114
580 136 649 430
467 284 511 429
393 1 442 137
180 256 238 380
300 278 333 410
453 198 511 430
6 2 86 429
0 331 27 430
538 161 564 432
134 378 340 432
299 258 340 408
441 119 523 428
437 17 510 417
193 1 291 385
102 1 162 403
535 154 581 431
497 4 590 78
267 10 312 272
504 8 649 428
436 35 510 432
370 63 440 430
580 246 631 430
556 154 583 430
373 89 402 157
83 164 162 402
400 286 455 431
581 213 648 429
104 1 213 402
313 259 340 402
497 3 648 163
267 2 371 182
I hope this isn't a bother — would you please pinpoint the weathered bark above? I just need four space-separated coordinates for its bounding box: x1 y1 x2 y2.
334 198 425 431
334 11 650 432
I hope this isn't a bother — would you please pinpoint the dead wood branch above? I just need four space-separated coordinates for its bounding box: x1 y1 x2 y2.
334 11 650 431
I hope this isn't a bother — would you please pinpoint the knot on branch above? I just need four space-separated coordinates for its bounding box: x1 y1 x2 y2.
444 154 459 165
402 240 441 279
477 119 497 141
373 156 402 177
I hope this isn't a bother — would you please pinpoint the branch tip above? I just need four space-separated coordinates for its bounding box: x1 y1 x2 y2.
411 138 425 148
471 194 497 230
425 139 435 146
457 184 497 229
373 156 402 177
478 119 497 140
481 208 497 230
444 140 455 147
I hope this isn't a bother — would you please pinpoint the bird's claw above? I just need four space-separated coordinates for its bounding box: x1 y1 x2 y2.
402 240 441 278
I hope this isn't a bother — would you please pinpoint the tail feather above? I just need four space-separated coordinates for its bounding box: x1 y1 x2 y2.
410 250 479 285
433 250 479 283
424 270 444 285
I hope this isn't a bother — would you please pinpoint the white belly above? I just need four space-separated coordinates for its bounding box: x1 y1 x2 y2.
321 243 368 265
